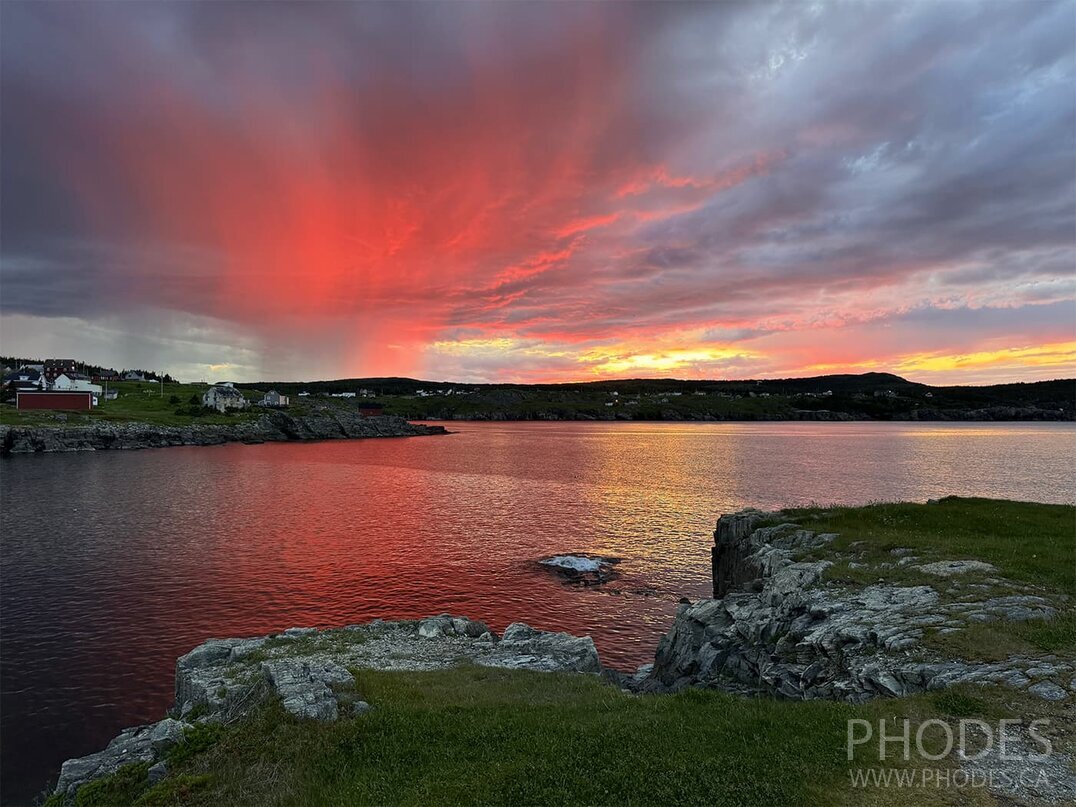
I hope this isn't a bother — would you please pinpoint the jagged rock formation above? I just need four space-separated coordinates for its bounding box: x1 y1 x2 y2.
650 510 1073 702
51 616 600 802
0 411 446 455
52 719 189 801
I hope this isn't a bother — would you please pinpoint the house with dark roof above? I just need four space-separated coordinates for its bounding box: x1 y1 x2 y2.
3 368 44 391
259 390 289 408
44 359 78 386
202 384 250 413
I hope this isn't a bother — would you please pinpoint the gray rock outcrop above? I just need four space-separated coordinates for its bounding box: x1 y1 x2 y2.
53 718 189 801
649 510 1072 703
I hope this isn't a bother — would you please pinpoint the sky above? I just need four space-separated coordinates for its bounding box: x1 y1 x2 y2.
1 1 1074 385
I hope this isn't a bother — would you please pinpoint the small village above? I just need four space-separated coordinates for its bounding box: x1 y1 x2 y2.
0 359 386 423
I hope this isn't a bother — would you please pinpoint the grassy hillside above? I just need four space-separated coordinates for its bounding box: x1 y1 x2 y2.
4 373 1072 424
0 382 266 427
236 373 1074 421
786 497 1076 593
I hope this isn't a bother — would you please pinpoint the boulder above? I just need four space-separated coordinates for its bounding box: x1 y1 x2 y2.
489 623 601 673
418 614 492 639
1028 681 1068 702
261 660 353 720
538 555 620 585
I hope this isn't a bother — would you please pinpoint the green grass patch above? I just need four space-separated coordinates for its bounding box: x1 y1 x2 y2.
786 497 1075 663
72 763 151 807
133 775 213 807
926 610 1076 663
167 723 225 768
787 497 1075 594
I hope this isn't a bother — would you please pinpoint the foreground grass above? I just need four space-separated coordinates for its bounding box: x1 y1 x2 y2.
60 666 1072 807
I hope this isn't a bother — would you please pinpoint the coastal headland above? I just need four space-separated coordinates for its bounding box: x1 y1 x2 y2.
0 409 445 456
42 497 1075 807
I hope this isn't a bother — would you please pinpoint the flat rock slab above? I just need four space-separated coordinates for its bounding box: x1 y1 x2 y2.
915 560 997 576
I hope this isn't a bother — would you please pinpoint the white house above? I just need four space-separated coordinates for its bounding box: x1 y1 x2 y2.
202 385 250 413
52 373 103 395
259 390 289 408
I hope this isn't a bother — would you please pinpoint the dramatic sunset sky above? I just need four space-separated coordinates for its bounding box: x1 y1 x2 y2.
2 1 1074 384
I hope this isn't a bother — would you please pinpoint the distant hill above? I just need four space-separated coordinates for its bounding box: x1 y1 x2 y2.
233 373 1075 422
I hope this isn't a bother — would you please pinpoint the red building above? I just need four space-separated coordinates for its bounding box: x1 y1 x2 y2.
16 391 94 410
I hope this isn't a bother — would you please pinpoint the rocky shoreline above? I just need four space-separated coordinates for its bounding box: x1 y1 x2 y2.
50 617 600 802
641 509 1074 702
0 410 447 455
42 505 1075 804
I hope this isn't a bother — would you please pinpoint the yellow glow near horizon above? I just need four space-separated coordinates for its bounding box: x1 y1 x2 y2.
802 341 1076 379
894 342 1076 374
580 347 758 376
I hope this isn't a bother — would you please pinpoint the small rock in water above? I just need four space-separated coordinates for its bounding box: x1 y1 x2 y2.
538 554 620 585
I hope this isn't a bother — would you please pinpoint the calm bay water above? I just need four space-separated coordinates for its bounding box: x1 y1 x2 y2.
2 421 1074 803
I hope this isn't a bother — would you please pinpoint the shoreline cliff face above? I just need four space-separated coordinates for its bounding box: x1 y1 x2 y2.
0 411 446 455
